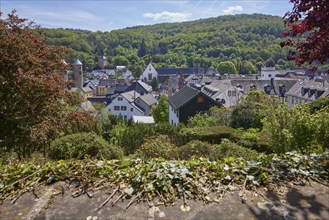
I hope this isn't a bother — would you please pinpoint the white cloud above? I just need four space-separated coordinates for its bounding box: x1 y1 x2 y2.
143 11 192 22
222 6 243 15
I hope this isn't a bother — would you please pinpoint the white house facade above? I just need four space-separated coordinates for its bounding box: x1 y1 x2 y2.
169 105 179 125
140 63 158 82
106 92 143 120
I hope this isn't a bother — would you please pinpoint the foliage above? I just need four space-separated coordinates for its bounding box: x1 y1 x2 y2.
230 90 278 129
178 126 235 145
152 95 169 124
281 0 329 71
0 11 69 158
242 128 261 142
307 96 329 114
40 14 295 71
263 104 329 153
1 152 328 207
49 132 123 160
140 135 177 159
187 112 215 127
209 106 232 126
176 140 217 160
217 61 237 74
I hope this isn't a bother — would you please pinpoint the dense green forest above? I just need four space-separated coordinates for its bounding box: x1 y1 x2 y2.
42 14 297 75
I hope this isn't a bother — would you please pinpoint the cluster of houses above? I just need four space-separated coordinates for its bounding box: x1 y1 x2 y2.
62 58 329 125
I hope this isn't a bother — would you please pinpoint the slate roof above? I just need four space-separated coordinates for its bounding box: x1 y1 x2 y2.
73 59 82 65
121 91 141 103
81 87 93 93
286 80 329 100
230 79 298 95
98 79 115 87
138 94 158 106
138 80 152 92
168 86 200 110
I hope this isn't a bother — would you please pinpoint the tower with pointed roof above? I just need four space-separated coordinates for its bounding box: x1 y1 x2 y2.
73 59 83 88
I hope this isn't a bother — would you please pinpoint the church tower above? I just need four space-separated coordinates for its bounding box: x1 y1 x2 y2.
73 59 83 88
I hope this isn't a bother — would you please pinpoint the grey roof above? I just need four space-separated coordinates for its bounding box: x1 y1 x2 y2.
138 94 158 106
81 87 93 93
230 79 298 95
121 91 140 103
80 101 96 112
202 80 229 98
286 80 329 100
168 86 200 110
138 80 152 92
98 79 115 87
73 59 82 65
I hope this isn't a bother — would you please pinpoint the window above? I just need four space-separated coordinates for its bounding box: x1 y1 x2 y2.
118 97 123 101
114 106 120 111
121 106 127 111
197 95 204 103
130 108 133 112
124 116 127 120
148 73 152 81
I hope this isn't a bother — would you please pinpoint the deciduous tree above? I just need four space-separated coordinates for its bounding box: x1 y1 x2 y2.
0 11 68 158
152 95 169 124
281 0 329 70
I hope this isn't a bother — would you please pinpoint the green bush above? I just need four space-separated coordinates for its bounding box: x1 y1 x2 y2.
242 128 260 142
49 132 123 160
139 135 177 159
214 139 260 161
178 126 235 145
176 140 217 160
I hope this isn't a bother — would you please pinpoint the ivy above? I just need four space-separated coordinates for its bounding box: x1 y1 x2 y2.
0 152 328 208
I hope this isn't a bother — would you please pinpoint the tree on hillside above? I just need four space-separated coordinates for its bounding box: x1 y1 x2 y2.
217 61 237 74
281 0 329 70
152 95 169 123
0 11 69 158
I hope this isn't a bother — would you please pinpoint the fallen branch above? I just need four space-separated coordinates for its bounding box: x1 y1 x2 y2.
96 186 119 211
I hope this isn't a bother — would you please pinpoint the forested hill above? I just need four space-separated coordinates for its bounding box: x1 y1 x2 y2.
42 13 293 76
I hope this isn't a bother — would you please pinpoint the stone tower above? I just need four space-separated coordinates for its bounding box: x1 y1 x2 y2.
73 59 83 88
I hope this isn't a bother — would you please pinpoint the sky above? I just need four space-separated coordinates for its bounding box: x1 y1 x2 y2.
1 0 293 32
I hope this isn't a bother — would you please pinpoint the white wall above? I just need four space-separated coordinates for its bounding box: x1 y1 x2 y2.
106 95 143 120
140 63 158 82
169 105 179 125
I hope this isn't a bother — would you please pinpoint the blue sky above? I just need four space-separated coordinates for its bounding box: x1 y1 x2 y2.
1 0 293 31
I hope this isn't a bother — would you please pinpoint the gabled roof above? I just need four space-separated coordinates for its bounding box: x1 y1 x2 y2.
138 80 152 92
98 79 115 87
286 80 329 99
138 93 158 106
81 87 93 93
168 86 200 110
121 90 141 103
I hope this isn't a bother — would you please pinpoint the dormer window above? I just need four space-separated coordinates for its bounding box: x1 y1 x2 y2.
316 89 324 98
301 87 309 96
264 84 271 94
279 84 286 95
308 89 315 97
